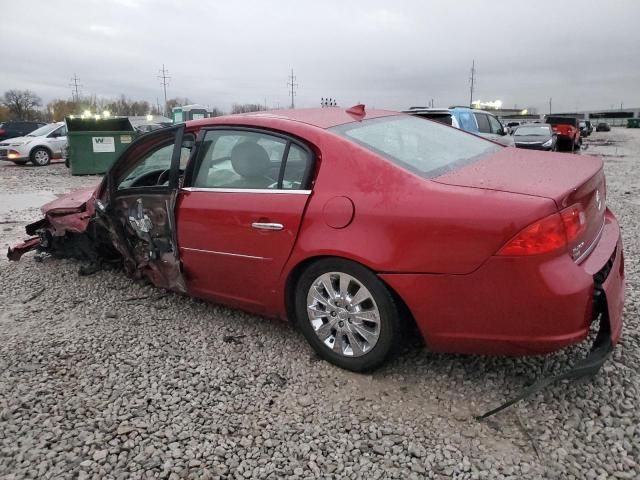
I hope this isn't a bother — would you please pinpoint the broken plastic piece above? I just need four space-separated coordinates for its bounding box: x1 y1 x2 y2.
476 287 613 420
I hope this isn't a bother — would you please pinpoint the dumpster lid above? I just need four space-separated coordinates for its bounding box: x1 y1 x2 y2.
65 117 134 132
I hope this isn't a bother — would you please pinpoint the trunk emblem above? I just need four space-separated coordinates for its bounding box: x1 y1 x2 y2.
595 190 603 211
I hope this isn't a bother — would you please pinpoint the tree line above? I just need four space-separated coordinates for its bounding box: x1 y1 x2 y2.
0 89 268 123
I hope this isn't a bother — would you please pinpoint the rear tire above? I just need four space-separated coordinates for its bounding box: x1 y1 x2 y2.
30 147 51 166
295 258 402 372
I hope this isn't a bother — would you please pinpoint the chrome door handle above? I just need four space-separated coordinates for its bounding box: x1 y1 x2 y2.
251 222 284 231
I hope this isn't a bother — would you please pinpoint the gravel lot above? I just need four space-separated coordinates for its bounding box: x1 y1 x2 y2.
1 131 638 479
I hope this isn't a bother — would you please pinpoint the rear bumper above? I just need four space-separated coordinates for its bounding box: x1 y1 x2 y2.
381 209 624 356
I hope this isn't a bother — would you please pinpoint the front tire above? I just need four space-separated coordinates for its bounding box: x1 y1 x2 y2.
295 258 401 372
30 147 51 166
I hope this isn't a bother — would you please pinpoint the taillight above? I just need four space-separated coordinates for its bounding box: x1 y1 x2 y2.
497 204 586 256
560 204 586 242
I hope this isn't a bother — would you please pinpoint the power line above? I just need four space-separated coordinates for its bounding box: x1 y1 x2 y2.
69 74 82 103
469 60 476 108
287 68 298 109
158 64 171 117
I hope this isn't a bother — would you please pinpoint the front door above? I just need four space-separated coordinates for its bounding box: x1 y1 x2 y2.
102 125 193 292
176 127 314 312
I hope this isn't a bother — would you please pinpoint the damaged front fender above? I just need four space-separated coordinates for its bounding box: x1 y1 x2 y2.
8 186 186 294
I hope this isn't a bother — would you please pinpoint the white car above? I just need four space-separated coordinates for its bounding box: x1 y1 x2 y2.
0 122 67 166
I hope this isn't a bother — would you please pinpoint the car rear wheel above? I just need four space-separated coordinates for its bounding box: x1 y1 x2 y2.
30 147 51 166
295 258 401 372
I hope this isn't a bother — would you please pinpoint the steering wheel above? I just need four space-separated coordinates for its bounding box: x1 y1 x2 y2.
156 169 171 185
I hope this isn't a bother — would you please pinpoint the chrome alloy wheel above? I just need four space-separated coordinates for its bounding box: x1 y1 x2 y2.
306 272 381 357
33 149 50 166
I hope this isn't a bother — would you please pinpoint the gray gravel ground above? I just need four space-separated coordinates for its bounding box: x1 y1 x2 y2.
0 130 638 479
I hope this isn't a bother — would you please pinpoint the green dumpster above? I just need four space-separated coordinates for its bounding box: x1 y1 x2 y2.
66 117 136 175
627 118 640 128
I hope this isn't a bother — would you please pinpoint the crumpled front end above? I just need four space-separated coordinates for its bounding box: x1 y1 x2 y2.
7 186 98 261
7 186 186 293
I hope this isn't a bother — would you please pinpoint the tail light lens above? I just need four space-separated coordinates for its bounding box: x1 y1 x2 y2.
560 204 586 242
497 204 586 256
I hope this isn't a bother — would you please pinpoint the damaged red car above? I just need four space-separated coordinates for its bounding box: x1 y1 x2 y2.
9 107 625 372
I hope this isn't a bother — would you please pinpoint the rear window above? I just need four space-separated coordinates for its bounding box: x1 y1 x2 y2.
330 116 501 179
411 113 453 126
546 117 577 126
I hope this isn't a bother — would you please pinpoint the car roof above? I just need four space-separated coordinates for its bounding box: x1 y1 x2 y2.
186 107 401 130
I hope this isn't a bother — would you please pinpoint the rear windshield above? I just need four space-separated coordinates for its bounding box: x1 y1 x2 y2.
546 117 577 126
330 115 501 179
411 113 453 126
514 125 552 136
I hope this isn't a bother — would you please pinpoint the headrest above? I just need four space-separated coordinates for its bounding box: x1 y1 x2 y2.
230 142 270 178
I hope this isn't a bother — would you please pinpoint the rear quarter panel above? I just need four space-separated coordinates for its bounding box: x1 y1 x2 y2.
282 134 557 279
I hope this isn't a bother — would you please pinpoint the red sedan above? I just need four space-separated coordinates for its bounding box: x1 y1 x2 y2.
9 106 625 372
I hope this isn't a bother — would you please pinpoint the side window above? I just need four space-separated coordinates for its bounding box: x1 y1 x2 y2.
474 113 491 133
455 111 478 132
193 130 311 190
282 144 312 189
487 115 503 134
116 134 193 190
51 126 67 137
117 143 174 190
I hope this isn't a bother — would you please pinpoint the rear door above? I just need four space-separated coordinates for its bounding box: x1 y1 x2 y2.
104 125 193 292
176 127 314 312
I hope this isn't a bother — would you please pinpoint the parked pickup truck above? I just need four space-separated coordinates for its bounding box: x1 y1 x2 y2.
545 116 581 152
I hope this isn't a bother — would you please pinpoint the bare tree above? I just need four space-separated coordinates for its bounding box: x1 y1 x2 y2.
231 103 267 114
166 97 191 115
2 89 42 120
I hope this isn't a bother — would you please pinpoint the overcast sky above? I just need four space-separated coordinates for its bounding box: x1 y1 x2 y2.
1 0 639 114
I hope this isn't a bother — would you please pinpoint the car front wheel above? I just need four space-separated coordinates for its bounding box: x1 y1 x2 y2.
295 258 401 372
30 147 51 166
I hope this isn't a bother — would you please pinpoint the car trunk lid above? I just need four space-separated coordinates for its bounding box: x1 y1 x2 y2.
434 148 607 262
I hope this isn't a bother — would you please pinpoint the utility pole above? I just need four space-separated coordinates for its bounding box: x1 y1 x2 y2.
549 97 552 114
69 74 82 104
158 64 170 117
469 60 476 108
287 68 298 109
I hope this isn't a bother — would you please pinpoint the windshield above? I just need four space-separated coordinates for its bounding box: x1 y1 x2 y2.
330 115 501 178
27 124 59 137
514 125 551 136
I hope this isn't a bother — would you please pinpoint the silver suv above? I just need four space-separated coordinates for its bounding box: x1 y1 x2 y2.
404 106 514 146
0 122 67 166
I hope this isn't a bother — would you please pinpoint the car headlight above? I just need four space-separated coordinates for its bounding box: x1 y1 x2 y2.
542 138 553 147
